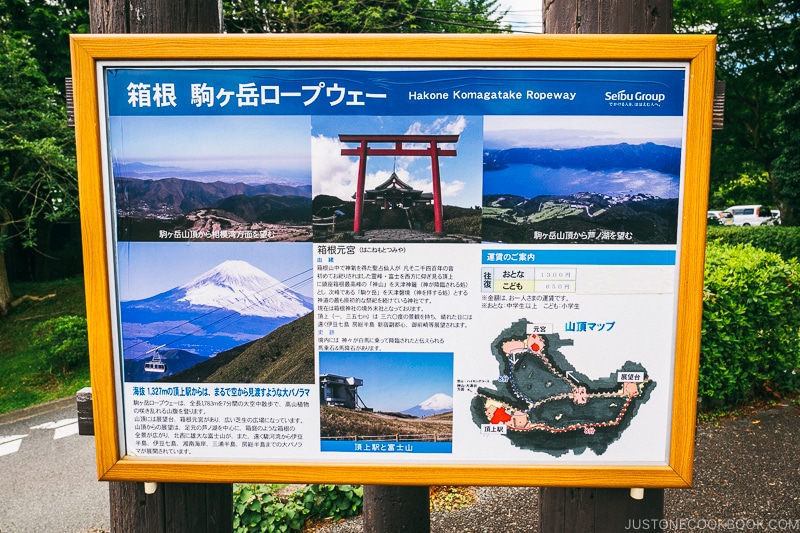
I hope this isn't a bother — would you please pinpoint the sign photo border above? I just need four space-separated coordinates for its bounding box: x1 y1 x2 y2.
70 33 716 487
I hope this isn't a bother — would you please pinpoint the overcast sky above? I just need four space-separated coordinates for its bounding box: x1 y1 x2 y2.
498 0 542 33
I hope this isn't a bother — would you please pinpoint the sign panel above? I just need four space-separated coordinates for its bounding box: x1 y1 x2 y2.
71 34 715 487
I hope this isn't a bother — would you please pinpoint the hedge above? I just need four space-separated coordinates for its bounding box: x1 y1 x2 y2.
700 242 800 406
706 225 800 261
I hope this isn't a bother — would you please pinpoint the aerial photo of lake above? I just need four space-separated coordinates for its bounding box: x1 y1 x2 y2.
482 164 680 199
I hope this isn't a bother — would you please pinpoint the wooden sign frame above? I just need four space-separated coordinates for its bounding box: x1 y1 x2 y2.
70 33 715 487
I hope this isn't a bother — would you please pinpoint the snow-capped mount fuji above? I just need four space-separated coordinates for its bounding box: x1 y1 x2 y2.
177 260 311 318
120 260 313 377
401 393 454 418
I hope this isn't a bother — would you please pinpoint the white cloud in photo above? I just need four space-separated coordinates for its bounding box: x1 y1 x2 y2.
311 135 358 200
406 115 467 137
312 115 479 207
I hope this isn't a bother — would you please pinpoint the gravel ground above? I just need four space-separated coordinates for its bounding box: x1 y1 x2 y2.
664 401 800 522
314 401 800 532
310 486 539 533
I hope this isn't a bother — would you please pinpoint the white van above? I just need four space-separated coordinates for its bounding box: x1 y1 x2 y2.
723 205 776 226
707 210 734 226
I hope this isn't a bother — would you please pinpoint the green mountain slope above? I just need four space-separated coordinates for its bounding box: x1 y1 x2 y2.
161 311 314 384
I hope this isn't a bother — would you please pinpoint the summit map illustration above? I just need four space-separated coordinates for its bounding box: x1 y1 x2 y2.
471 318 656 456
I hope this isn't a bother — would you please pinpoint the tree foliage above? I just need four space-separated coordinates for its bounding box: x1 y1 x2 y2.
223 0 509 34
674 0 800 219
0 0 86 315
0 32 77 315
0 0 89 88
772 35 800 224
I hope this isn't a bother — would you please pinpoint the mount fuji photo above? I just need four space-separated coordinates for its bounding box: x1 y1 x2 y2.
317 351 454 449
118 243 312 382
401 393 454 418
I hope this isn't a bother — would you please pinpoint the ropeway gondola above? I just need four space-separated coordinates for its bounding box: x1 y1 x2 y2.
143 344 167 373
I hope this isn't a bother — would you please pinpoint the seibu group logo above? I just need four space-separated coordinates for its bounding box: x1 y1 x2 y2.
605 89 667 103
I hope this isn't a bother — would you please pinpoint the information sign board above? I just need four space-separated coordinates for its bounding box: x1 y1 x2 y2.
70 34 716 487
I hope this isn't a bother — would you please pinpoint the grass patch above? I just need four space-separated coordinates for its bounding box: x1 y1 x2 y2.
0 277 89 414
320 405 452 439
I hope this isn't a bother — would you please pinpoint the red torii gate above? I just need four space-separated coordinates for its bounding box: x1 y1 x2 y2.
339 134 459 234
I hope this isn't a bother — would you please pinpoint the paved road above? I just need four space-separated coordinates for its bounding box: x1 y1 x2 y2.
0 398 109 533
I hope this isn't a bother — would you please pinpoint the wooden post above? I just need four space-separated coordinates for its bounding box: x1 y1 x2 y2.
84 2 231 531
89 0 222 34
540 487 665 532
362 485 430 533
542 0 672 34
107 482 232 532
539 1 672 529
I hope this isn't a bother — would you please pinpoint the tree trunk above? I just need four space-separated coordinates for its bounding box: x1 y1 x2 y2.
0 248 12 316
0 196 12 315
90 0 222 34
543 0 672 34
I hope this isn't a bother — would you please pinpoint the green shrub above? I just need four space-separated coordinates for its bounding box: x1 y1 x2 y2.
233 484 308 533
299 484 363 521
233 484 363 533
31 315 89 376
706 225 800 261
411 204 482 236
701 242 800 406
443 214 482 236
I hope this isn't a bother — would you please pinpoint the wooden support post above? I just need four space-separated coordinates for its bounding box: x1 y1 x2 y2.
542 0 672 34
362 485 430 533
108 481 232 533
78 388 233 532
89 0 222 34
540 488 664 532
539 0 673 528
84 2 231 531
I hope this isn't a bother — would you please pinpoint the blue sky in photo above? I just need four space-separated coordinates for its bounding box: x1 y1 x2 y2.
116 241 313 301
319 351 454 412
311 115 483 208
109 115 312 183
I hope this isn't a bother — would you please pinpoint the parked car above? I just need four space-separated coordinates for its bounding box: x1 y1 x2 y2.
723 205 777 226
707 210 734 226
